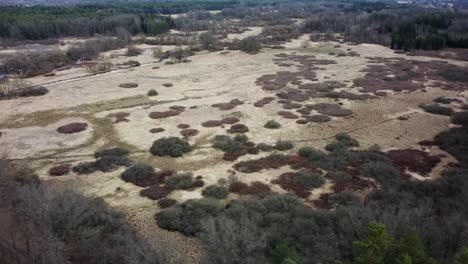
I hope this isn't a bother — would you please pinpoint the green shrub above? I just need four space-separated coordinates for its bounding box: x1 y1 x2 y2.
94 147 129 158
298 147 326 161
72 162 97 174
325 141 349 152
147 89 158 96
335 133 360 147
258 143 274 151
150 137 192 157
213 135 244 153
265 120 281 129
202 185 229 199
360 161 400 186
329 191 361 207
275 140 294 151
157 198 224 236
121 164 155 184
95 155 131 172
268 153 287 161
327 171 352 182
165 173 193 190
451 111 468 126
420 103 454 116
294 172 325 189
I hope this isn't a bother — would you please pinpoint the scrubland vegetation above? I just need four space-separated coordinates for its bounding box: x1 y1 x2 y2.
1 0 468 263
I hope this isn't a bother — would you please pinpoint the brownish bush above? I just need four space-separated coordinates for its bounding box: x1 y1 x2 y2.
227 124 249 133
158 198 177 208
140 185 172 200
134 170 175 187
48 164 71 176
113 112 130 123
163 83 173 87
149 110 181 119
169 105 186 111
278 111 299 119
191 179 205 188
180 129 199 137
212 99 244 111
150 127 165 133
119 83 138 88
177 124 190 129
306 115 331 123
229 181 272 198
202 120 223 127
254 97 275 107
387 149 441 176
57 123 88 134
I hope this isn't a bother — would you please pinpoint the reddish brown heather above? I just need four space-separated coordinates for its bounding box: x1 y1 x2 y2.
150 127 165 133
149 110 181 119
140 185 172 200
387 149 441 176
229 181 272 198
180 129 199 137
158 198 177 208
48 164 71 176
227 124 249 133
201 120 223 127
57 123 88 134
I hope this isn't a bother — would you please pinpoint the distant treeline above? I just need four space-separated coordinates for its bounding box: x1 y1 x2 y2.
0 1 239 41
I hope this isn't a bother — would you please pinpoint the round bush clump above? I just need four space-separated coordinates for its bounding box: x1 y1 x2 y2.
202 185 229 199
294 172 325 189
119 83 138 88
72 162 97 174
451 111 468 127
150 137 192 157
163 83 173 87
121 164 155 184
158 198 177 208
94 147 129 158
326 171 352 182
57 122 88 134
165 173 194 190
264 120 281 129
275 140 294 151
140 185 172 200
298 147 326 161
258 143 274 151
49 164 71 176
147 89 158 96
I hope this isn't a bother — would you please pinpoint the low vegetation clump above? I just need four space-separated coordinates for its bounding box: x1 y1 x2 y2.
72 162 98 174
451 111 468 126
275 140 294 151
212 135 244 153
298 147 327 161
264 120 281 129
165 173 194 190
326 171 352 182
126 45 143 56
156 198 224 236
0 85 49 100
163 83 173 87
121 164 155 185
202 185 229 199
94 147 129 158
140 185 172 200
229 181 272 197
147 89 158 96
119 83 139 88
57 122 88 134
257 143 274 152
150 137 192 157
420 103 454 116
158 198 177 208
294 171 325 189
48 164 71 176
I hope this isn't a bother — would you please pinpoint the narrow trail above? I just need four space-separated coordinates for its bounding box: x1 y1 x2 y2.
6 111 419 162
